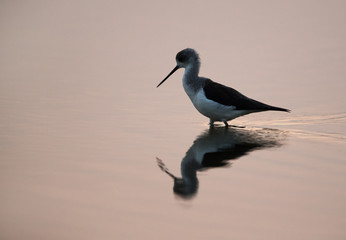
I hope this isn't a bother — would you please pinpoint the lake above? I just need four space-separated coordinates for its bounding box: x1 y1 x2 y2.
1 1 346 239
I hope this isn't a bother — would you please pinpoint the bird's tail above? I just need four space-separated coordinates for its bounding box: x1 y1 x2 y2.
267 106 290 112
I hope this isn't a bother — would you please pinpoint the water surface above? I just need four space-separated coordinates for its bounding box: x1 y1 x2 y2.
1 1 346 239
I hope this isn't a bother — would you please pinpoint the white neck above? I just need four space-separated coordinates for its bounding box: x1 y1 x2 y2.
182 61 200 85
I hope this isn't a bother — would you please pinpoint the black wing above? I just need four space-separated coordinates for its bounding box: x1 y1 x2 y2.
203 79 289 112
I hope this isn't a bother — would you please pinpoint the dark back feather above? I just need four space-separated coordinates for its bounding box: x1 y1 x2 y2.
203 79 289 112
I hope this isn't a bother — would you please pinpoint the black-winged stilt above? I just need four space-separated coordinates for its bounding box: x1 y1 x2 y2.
157 48 290 127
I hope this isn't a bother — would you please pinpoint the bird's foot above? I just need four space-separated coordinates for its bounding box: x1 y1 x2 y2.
223 120 245 128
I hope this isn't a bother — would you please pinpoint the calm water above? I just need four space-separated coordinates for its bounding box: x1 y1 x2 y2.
1 1 346 239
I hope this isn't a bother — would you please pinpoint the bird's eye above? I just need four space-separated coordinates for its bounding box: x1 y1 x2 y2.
176 53 187 63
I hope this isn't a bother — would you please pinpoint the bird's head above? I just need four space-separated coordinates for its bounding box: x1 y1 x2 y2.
156 48 200 88
175 48 199 68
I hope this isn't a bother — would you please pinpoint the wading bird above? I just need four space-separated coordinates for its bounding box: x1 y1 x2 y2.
157 48 289 127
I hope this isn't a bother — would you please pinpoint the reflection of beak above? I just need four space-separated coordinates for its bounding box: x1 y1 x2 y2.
156 157 177 180
156 65 180 88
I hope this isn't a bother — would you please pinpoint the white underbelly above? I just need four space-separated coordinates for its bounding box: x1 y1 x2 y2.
188 90 251 121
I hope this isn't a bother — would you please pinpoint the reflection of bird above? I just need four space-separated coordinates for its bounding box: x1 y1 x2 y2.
157 127 286 199
157 48 290 127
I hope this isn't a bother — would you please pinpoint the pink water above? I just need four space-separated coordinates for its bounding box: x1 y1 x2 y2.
1 1 346 239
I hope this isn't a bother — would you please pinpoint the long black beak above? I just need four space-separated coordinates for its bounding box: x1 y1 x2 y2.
156 65 180 88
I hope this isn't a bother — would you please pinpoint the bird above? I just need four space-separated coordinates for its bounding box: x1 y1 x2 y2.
157 48 290 127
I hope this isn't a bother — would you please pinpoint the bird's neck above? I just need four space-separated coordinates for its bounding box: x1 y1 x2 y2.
182 61 200 89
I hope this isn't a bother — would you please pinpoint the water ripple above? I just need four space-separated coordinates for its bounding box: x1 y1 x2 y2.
243 113 346 144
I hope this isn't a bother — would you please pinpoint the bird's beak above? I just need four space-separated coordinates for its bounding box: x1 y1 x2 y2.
156 65 180 88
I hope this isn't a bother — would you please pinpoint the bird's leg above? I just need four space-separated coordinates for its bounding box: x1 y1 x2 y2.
209 120 214 126
223 121 229 128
